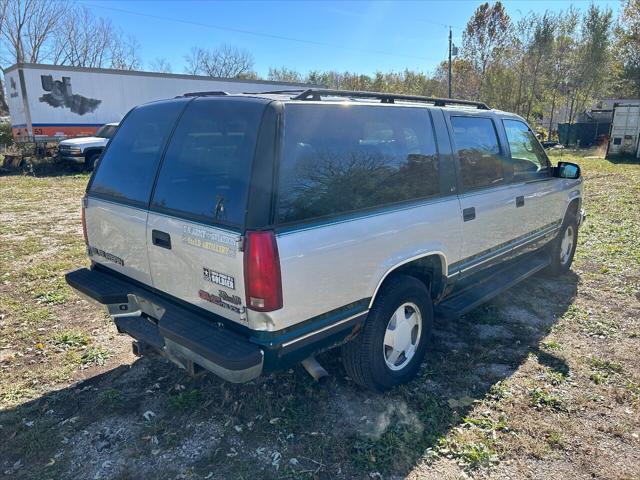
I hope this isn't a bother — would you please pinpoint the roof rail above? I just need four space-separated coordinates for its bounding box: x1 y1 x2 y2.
291 88 490 110
249 89 307 95
182 91 229 97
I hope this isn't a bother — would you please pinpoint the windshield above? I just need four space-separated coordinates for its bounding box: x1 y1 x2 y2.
95 124 118 138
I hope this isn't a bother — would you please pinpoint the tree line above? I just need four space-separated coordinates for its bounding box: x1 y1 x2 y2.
0 0 638 133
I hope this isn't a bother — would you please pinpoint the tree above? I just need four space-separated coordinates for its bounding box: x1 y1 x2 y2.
268 67 303 83
566 5 613 123
52 6 115 68
545 9 579 136
109 31 141 70
462 1 512 99
615 0 640 97
1 0 69 65
149 57 172 73
184 45 254 78
523 13 556 121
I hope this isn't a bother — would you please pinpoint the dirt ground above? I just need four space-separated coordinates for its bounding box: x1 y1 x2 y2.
1 150 638 480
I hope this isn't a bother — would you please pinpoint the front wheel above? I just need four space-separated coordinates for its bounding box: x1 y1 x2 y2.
84 152 100 171
341 274 433 391
546 214 578 276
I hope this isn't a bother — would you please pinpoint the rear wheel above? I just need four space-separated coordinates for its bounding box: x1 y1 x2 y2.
546 213 578 276
342 274 432 391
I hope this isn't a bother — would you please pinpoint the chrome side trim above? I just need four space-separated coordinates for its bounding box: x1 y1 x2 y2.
449 221 560 276
280 310 369 348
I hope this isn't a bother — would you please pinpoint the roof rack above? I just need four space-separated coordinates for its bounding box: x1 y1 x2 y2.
289 88 490 110
182 91 229 97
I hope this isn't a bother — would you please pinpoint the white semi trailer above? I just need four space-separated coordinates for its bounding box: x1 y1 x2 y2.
4 63 316 142
606 103 640 159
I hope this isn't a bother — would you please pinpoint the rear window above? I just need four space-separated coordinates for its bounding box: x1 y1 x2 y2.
450 116 505 190
89 100 187 206
277 104 440 224
150 98 266 227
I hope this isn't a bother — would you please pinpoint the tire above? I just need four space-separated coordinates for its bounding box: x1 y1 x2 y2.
84 152 100 171
341 274 433 391
545 212 579 276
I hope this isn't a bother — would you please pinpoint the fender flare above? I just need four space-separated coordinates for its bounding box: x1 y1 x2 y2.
368 251 448 309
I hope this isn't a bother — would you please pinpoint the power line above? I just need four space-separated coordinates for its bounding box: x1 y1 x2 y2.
79 2 446 62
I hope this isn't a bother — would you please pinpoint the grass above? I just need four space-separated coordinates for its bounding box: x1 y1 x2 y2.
0 150 639 479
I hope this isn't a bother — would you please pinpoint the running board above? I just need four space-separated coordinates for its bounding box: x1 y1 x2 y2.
435 252 550 320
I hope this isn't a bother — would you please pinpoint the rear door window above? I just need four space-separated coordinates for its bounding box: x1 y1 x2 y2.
150 97 266 228
277 104 440 224
450 116 505 191
89 99 187 206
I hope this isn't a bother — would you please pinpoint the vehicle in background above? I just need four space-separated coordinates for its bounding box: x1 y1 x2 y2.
66 89 585 391
57 123 118 169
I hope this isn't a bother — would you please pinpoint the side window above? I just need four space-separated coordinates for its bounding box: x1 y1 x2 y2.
503 119 550 178
277 105 440 224
89 100 187 205
450 116 505 190
150 98 266 227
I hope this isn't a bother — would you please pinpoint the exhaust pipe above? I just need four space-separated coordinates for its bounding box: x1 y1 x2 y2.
132 340 144 357
301 356 329 382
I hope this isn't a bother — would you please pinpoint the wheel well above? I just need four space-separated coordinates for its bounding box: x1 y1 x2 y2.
375 255 445 303
84 148 103 159
566 198 580 220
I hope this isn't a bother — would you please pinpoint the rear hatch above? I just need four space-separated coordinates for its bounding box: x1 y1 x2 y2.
85 98 190 285
85 96 271 326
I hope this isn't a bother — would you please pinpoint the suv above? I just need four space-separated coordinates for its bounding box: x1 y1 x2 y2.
57 122 119 169
66 89 585 391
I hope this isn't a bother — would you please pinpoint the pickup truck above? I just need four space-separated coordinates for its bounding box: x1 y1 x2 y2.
57 122 118 169
66 89 585 391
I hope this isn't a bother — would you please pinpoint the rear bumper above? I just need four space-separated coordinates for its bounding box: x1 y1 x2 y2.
65 267 264 383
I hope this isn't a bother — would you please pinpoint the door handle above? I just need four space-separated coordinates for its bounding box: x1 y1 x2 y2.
463 207 476 222
152 229 171 249
516 196 525 208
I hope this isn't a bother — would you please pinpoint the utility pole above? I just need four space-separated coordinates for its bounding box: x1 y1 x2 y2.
448 27 452 99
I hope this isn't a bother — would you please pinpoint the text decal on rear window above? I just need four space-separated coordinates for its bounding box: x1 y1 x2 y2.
182 225 237 258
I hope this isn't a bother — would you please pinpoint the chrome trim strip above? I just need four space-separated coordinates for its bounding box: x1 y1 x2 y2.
449 221 561 275
280 310 368 348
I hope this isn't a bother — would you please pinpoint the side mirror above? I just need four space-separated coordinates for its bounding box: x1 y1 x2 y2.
554 161 581 179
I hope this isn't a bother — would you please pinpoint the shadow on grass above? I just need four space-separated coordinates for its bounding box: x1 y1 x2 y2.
605 154 640 165
0 157 89 178
0 271 578 479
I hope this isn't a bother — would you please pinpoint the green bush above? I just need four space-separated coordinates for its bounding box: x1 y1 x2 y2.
0 122 13 147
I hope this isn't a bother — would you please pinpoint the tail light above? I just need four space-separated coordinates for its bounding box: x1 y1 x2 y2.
244 231 282 312
81 197 88 245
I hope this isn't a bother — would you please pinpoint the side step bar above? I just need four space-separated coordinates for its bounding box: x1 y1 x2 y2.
436 252 550 320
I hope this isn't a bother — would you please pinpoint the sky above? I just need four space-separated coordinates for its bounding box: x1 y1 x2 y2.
76 0 623 77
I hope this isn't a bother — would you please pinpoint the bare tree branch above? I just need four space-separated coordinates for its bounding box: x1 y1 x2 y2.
184 44 254 78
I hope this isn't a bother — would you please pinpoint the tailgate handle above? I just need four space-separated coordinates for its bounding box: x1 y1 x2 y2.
152 230 171 249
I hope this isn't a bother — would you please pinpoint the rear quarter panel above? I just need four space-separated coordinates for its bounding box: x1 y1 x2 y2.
251 197 462 331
